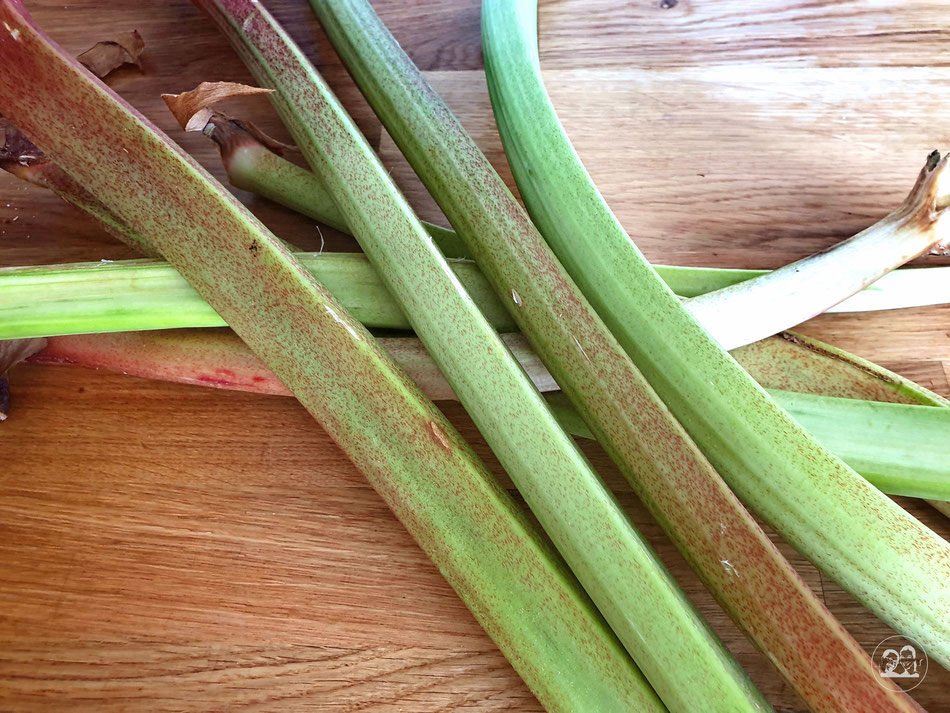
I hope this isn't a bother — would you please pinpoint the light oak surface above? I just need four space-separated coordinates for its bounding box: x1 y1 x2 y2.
1 1 949 711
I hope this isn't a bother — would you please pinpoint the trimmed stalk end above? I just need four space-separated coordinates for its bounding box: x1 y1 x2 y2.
904 150 950 253
202 112 274 170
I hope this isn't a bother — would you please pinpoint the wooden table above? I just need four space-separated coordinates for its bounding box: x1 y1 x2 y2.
2 1 948 710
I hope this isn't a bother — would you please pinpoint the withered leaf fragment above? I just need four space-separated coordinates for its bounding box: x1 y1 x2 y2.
77 30 145 79
162 82 296 154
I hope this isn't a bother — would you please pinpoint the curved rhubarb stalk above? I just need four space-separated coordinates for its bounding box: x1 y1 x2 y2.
482 0 949 685
312 0 934 710
0 5 665 710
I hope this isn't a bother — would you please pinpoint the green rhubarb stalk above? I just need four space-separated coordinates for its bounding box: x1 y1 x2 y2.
483 0 950 678
759 390 950 501
0 253 517 337
0 5 665 711
539 390 950 501
31 328 950 502
193 1 764 710
733 334 950 519
311 1 929 711
9 106 950 317
18 249 950 341
737 330 950 521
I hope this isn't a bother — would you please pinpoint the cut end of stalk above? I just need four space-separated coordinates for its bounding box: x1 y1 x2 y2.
202 111 281 162
875 150 950 256
895 150 947 222
901 150 950 255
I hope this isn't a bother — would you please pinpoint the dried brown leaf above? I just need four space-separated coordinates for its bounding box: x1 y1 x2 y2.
162 81 274 132
77 30 145 79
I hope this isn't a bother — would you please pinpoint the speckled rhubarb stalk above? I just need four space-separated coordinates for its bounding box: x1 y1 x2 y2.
191 2 772 710
482 0 950 685
312 0 937 710
0 5 669 710
732 332 950 408
29 328 950 502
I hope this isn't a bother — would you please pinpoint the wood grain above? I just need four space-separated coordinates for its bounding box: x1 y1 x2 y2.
1 1 949 711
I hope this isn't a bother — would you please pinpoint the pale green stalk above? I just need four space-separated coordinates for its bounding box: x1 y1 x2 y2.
0 254 516 337
7 252 950 339
193 1 765 710
482 0 950 672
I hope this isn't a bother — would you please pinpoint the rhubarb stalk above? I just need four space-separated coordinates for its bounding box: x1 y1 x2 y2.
206 114 950 317
686 152 950 350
